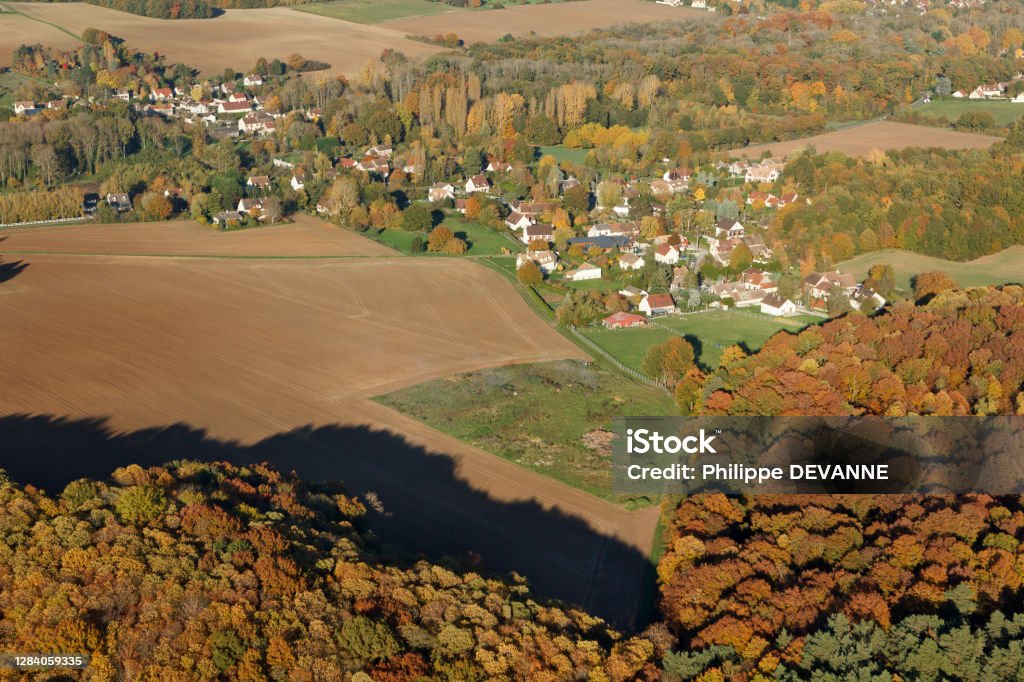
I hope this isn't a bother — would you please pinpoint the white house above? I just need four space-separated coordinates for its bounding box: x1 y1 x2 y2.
952 90 967 98
654 243 680 265
290 173 305 191
13 101 36 115
969 84 1004 99
485 160 512 173
619 285 649 298
521 223 554 244
760 294 797 317
465 174 492 194
428 183 455 202
505 211 535 232
639 293 676 316
563 263 602 282
243 74 264 87
516 250 559 274
619 253 645 271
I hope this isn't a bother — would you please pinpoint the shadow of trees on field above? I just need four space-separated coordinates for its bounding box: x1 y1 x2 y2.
0 413 655 631
0 259 28 284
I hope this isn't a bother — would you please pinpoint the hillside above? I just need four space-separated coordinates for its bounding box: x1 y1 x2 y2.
700 285 1024 417
0 460 668 680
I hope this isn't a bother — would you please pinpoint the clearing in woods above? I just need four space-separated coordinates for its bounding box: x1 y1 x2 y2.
835 246 1024 290
379 0 714 42
0 218 658 628
917 99 1024 127
3 2 443 76
731 120 1002 159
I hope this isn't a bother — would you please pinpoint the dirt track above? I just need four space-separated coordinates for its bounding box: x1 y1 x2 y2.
0 222 658 627
5 2 442 76
731 120 1001 159
381 0 713 42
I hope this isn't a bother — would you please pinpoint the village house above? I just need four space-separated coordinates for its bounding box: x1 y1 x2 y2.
13 101 38 116
803 271 858 302
465 174 492 194
485 160 512 173
563 262 602 282
760 294 797 317
521 223 555 245
663 167 690 183
428 183 456 202
559 176 582 194
290 173 305 191
218 100 252 115
670 266 690 292
516 250 559 274
238 112 276 135
566 235 631 252
106 193 133 212
588 222 640 239
145 103 174 117
715 218 745 239
247 175 271 191
238 197 266 219
455 198 469 215
227 92 248 104
619 285 649 298
243 74 264 87
639 293 677 316
213 210 243 225
619 252 645 271
744 159 784 184
514 201 559 217
150 87 174 101
365 145 393 158
356 157 390 177
603 311 649 329
654 243 680 265
505 211 535 232
969 84 1004 99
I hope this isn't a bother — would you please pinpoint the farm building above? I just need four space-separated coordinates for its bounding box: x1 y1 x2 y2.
760 295 797 317
603 312 650 329
563 263 602 282
639 293 676 316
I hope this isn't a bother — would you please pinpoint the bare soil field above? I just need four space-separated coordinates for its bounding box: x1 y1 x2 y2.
0 10 80 68
380 0 713 42
0 238 658 627
732 120 1001 159
0 215 394 257
7 2 442 76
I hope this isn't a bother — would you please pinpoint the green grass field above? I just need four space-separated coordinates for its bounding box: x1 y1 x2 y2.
580 326 676 371
371 218 521 256
294 0 459 24
582 309 818 371
836 247 1024 290
0 72 41 111
444 217 522 255
376 360 677 502
538 145 591 165
917 99 1024 126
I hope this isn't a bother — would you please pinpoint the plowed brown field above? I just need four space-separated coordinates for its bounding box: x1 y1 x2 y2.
381 0 713 42
731 120 1001 159
0 222 657 627
6 2 443 76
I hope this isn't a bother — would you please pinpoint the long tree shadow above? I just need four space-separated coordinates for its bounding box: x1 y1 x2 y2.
0 413 655 631
0 259 28 284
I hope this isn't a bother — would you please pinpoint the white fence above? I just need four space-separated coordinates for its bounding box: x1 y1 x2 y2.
567 325 668 391
0 216 91 230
